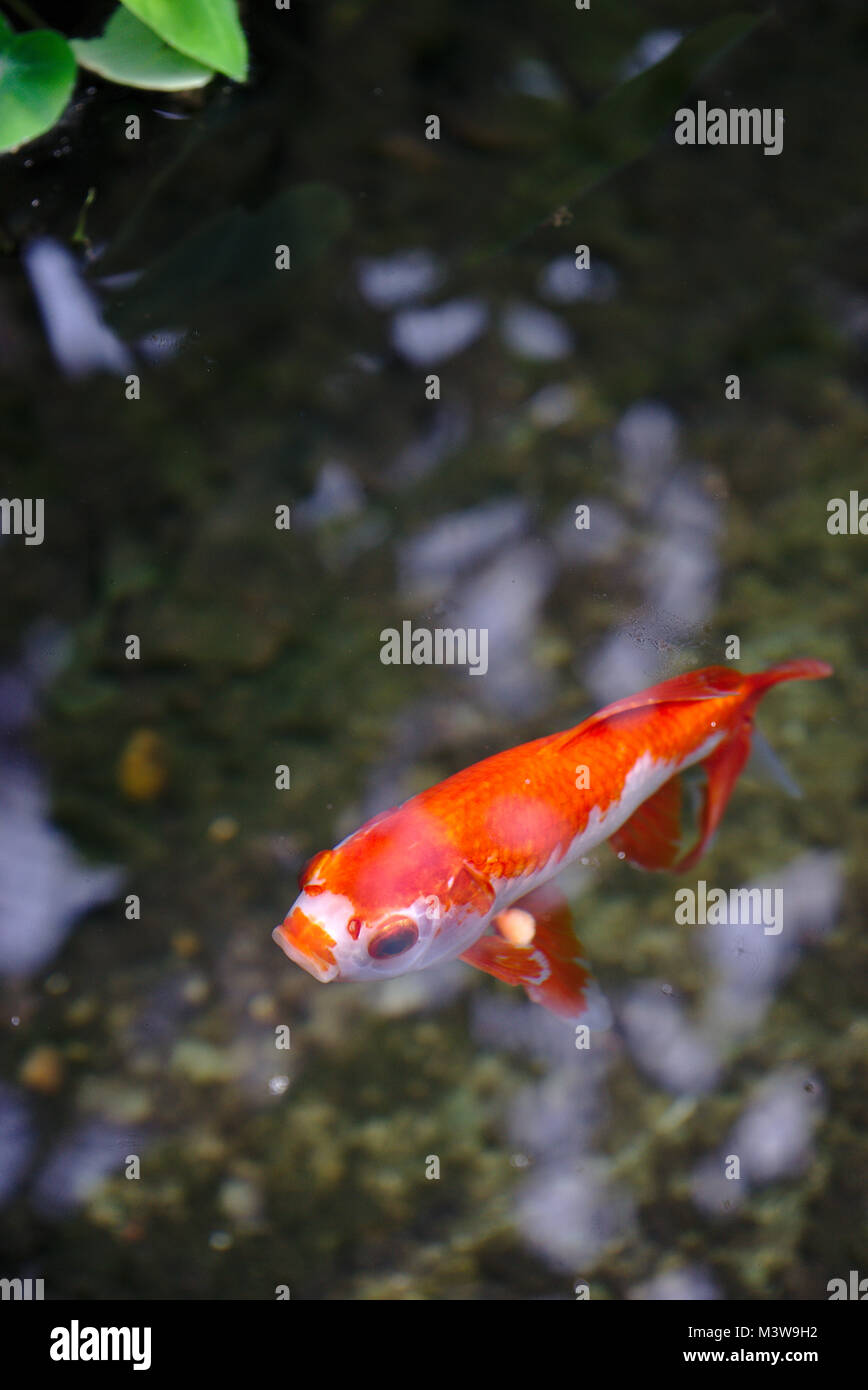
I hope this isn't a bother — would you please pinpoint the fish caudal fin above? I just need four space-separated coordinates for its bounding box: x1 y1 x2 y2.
675 720 754 871
460 883 591 1020
608 721 754 872
609 660 832 873
746 658 834 692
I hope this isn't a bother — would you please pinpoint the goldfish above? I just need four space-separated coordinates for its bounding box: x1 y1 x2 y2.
273 660 831 1019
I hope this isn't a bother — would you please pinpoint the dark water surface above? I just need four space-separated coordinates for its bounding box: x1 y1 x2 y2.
0 0 865 1300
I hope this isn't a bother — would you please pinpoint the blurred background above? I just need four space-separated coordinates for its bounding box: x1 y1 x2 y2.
0 0 865 1299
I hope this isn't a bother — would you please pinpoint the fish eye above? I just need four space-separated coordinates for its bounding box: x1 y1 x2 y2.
367 918 419 960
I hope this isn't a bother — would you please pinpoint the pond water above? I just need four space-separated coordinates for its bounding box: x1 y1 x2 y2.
0 1 865 1300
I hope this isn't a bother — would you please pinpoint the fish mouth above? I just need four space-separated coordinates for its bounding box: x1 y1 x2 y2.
273 908 339 983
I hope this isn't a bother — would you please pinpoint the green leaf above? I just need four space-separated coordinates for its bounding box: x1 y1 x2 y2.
570 12 764 178
0 21 77 155
118 0 247 82
72 7 215 91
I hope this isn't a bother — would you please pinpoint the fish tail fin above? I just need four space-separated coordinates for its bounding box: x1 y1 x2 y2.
748 725 803 799
745 658 834 696
670 720 754 871
609 659 832 873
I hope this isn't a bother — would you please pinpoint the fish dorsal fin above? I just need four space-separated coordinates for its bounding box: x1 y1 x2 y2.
588 665 742 727
555 666 743 753
610 719 754 873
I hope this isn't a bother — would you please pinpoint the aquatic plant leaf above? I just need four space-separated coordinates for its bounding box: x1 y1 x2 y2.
572 11 763 173
476 11 763 257
72 7 215 91
0 18 77 155
104 183 351 336
118 0 247 82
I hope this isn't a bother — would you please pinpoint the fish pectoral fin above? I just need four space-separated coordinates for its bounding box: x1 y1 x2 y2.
609 720 754 874
462 884 592 1020
449 860 496 917
460 935 547 987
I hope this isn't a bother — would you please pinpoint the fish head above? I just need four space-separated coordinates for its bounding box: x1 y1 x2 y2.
273 810 474 983
274 894 437 983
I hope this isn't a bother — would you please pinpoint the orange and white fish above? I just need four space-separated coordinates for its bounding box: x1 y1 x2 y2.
273 661 831 1019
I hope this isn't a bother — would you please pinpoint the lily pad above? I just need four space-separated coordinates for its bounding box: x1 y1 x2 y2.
72 8 215 91
119 0 247 82
0 17 77 155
